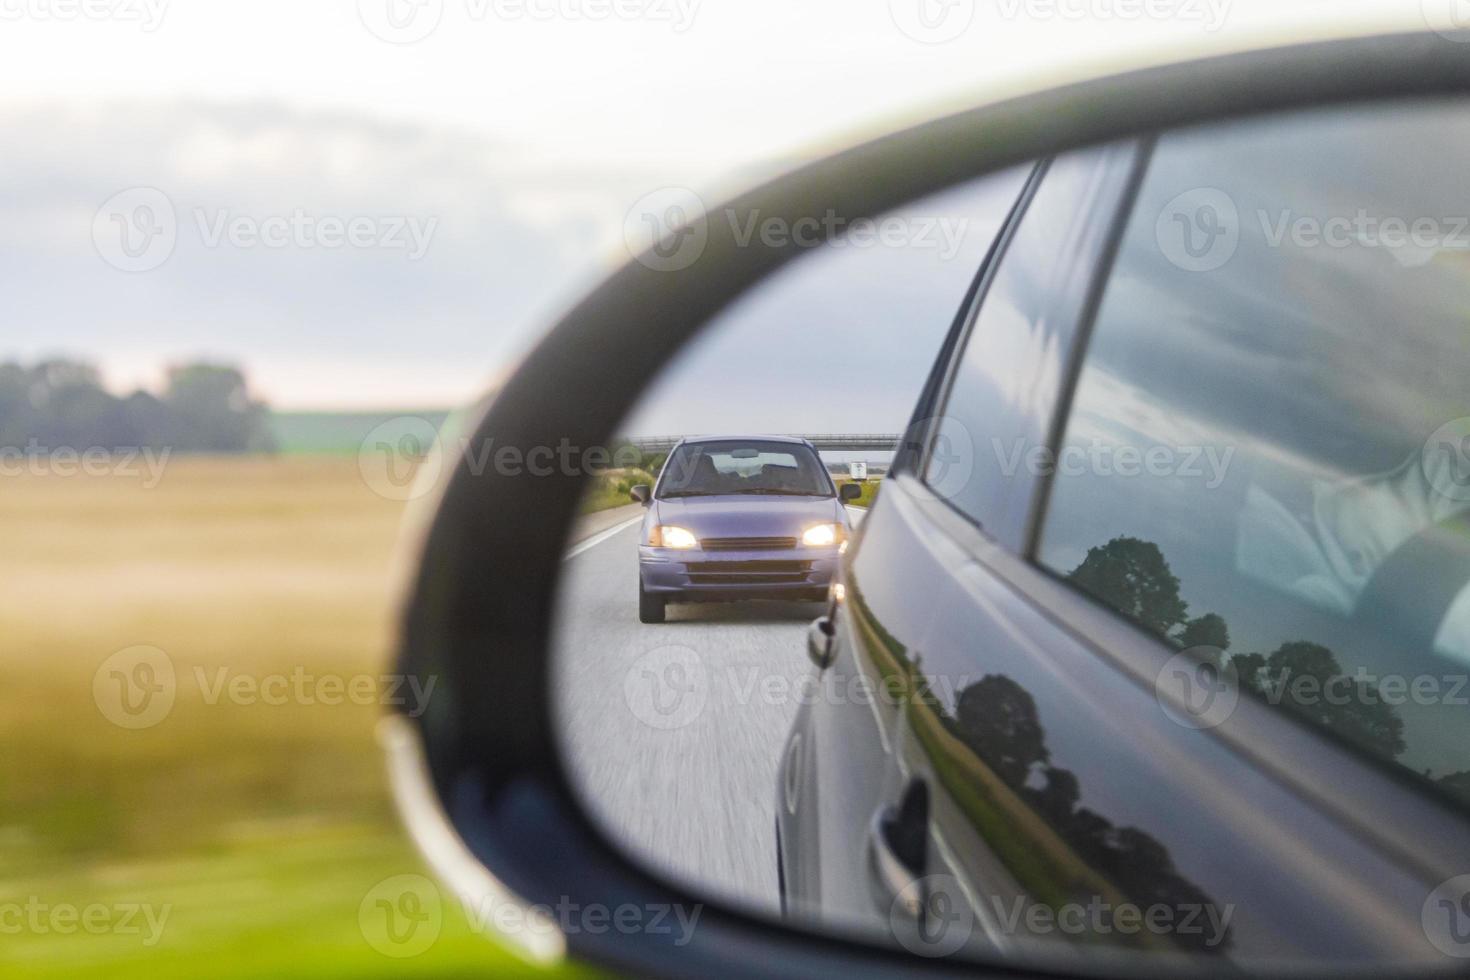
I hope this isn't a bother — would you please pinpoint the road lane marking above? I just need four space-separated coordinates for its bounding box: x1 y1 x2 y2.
564 515 643 560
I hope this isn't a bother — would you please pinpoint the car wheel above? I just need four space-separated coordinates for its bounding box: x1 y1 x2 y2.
638 581 666 624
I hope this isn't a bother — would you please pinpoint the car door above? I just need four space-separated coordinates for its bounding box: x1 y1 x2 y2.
856 103 1470 971
780 144 1140 934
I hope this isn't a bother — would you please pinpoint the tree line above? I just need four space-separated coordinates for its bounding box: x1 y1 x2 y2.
0 359 275 453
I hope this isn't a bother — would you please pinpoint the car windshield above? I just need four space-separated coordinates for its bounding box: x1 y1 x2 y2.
658 441 832 498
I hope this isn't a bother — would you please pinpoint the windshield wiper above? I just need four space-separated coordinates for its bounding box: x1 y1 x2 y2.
731 488 827 496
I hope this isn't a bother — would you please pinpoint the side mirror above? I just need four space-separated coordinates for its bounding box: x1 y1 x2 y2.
806 615 835 670
386 33 1470 979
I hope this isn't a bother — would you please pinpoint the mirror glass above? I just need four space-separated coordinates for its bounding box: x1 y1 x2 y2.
551 99 1470 973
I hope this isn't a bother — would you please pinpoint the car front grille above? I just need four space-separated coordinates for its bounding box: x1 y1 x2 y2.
685 559 812 584
700 536 797 551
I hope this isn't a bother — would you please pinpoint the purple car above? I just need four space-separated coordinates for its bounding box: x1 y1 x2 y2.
629 436 861 623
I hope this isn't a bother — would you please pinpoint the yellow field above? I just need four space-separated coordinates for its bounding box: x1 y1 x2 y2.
0 456 578 977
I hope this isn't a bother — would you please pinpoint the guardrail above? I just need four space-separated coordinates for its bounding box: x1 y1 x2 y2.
625 434 900 453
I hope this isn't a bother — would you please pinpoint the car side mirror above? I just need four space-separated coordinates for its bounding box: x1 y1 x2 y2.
384 33 1470 979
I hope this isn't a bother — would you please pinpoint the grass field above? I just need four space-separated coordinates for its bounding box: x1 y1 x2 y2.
0 456 588 977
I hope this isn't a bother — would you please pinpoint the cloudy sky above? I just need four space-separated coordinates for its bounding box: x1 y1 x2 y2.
0 0 1418 410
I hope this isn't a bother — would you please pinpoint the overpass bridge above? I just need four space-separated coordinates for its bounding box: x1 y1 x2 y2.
626 434 901 454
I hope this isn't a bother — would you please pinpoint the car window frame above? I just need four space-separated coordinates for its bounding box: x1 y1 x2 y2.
914 140 1146 553
944 123 1470 880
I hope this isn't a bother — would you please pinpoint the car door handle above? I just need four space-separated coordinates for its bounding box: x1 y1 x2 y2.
867 780 929 918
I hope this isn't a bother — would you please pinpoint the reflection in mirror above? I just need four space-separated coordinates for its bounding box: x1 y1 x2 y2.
551 165 1028 907
551 97 1470 976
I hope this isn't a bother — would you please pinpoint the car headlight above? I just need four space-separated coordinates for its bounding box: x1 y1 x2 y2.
650 525 698 549
801 523 842 547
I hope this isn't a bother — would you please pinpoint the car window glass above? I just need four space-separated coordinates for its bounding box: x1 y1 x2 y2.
1038 101 1470 809
925 145 1127 543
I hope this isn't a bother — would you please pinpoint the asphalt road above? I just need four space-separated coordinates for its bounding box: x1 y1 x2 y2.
551 516 829 917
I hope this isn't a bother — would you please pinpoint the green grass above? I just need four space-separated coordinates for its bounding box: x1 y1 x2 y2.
835 478 881 509
579 468 656 514
269 411 451 455
0 457 592 978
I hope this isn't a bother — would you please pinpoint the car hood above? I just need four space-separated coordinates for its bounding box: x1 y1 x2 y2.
650 495 845 538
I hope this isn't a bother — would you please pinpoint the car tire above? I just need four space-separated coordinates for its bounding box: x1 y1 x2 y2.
638 581 666 624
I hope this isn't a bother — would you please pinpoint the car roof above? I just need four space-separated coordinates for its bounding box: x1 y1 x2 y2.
671 435 815 449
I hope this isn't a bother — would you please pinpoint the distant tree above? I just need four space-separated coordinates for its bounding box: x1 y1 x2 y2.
163 363 275 452
0 357 274 454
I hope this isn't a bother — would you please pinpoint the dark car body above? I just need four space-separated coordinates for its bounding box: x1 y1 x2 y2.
776 120 1470 971
636 436 855 621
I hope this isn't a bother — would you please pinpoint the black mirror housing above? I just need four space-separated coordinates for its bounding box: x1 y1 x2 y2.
630 484 651 505
839 483 862 502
